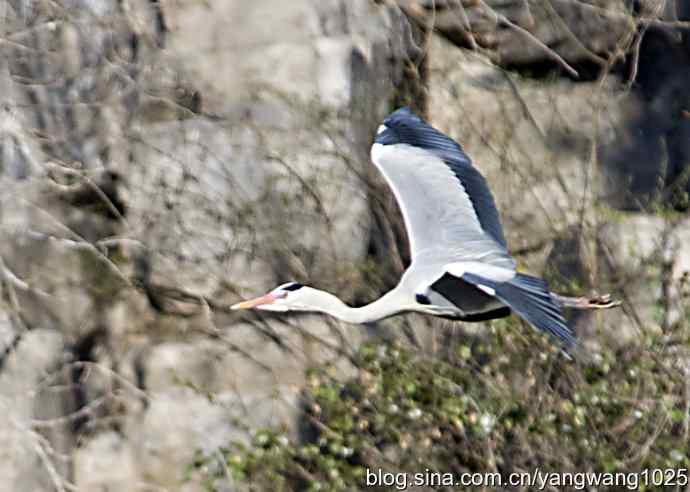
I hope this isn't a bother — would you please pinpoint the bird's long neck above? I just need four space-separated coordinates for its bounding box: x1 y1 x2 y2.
314 286 411 324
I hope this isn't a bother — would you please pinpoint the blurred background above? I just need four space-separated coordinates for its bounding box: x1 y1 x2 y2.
1 0 689 490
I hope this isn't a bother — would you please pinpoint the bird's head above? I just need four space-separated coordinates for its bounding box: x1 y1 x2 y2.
231 282 322 312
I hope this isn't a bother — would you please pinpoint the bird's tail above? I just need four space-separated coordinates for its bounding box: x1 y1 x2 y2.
494 273 577 349
462 272 577 350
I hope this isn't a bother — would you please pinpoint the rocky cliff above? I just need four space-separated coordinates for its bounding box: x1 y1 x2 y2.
0 0 688 490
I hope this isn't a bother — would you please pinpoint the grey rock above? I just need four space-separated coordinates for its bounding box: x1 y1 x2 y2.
73 431 136 492
142 341 220 393
402 0 636 70
0 329 67 492
129 388 238 488
594 214 666 343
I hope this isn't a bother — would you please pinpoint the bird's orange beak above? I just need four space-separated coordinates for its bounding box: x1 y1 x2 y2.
231 293 279 310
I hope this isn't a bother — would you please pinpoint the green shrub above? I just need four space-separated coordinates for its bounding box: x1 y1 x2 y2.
190 319 690 491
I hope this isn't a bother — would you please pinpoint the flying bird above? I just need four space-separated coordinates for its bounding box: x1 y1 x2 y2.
232 108 618 350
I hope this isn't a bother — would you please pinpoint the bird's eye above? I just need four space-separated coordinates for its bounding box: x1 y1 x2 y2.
282 282 303 292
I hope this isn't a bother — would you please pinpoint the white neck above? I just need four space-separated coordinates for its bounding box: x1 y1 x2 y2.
303 285 412 324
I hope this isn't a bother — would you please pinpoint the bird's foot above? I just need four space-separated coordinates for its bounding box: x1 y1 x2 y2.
553 293 622 310
586 294 622 309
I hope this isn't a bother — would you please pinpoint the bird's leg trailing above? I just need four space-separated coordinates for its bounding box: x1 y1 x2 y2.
551 293 621 310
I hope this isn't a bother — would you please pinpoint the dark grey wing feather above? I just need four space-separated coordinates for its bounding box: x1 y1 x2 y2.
444 159 507 248
453 308 511 322
429 272 502 315
461 272 577 348
382 108 464 155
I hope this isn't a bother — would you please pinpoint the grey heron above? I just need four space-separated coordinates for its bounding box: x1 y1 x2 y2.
232 108 618 350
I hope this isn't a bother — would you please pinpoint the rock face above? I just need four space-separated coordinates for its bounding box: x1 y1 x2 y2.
0 329 67 491
413 0 690 210
598 215 690 338
602 22 690 211
399 0 636 73
1 1 687 491
73 431 135 492
0 1 420 490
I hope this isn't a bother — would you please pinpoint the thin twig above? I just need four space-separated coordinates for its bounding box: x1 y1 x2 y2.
492 9 580 78
542 0 608 68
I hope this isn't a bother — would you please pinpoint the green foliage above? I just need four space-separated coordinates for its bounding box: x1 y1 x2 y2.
190 322 690 491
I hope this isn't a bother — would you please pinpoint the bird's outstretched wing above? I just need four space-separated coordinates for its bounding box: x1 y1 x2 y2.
371 108 513 268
